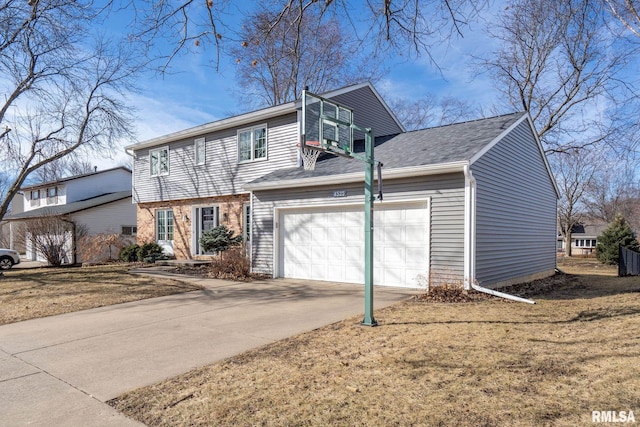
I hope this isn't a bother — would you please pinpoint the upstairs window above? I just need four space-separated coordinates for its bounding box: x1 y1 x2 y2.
150 147 169 176
195 137 206 165
46 187 58 203
238 125 267 162
30 190 40 207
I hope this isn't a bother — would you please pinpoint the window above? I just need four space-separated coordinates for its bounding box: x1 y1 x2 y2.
195 137 206 165
194 206 220 255
150 147 169 176
122 226 138 236
46 187 58 204
238 125 267 162
575 239 597 248
156 210 174 241
30 190 40 207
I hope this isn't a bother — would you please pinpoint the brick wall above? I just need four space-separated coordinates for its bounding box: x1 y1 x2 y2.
136 194 249 259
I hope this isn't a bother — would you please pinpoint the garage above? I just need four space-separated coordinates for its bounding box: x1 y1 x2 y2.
277 201 429 287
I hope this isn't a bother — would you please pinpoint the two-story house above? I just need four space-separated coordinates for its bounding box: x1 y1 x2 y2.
4 167 136 264
128 82 559 289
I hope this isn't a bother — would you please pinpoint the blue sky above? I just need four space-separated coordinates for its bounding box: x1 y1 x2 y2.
104 1 503 169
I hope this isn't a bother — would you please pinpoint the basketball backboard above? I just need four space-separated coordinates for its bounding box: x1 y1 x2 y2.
301 90 354 158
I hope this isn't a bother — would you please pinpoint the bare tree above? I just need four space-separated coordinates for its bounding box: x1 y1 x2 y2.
390 95 475 131
231 5 370 108
20 213 87 266
553 149 600 257
584 161 640 230
477 0 636 154
0 0 140 222
128 0 486 71
605 0 640 37
30 157 96 184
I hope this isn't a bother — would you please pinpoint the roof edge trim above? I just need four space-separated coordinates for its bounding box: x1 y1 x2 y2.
126 102 296 151
244 161 468 191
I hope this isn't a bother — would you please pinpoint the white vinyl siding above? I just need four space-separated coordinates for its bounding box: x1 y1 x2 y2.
132 114 298 203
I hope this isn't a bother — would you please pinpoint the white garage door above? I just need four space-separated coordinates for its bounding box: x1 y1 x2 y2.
278 201 429 288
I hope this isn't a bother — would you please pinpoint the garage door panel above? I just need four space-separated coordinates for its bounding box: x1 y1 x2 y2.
405 225 426 242
279 202 429 287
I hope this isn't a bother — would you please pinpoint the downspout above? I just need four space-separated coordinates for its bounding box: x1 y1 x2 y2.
463 165 535 304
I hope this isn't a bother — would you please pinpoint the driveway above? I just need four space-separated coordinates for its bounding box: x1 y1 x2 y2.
0 274 415 426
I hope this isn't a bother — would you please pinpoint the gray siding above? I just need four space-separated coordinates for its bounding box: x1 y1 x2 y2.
472 119 557 287
328 85 403 138
251 173 465 281
133 113 299 203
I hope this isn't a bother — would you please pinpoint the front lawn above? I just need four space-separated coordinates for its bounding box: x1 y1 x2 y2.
110 262 640 426
0 264 203 325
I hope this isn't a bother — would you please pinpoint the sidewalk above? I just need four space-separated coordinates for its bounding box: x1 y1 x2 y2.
0 273 415 426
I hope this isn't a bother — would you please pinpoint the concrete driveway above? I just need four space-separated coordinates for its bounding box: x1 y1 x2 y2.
0 273 415 426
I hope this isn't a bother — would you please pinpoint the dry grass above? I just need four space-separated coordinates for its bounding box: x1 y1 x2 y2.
110 260 640 427
0 264 203 325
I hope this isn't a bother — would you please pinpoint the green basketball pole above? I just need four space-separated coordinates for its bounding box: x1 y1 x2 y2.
362 128 377 327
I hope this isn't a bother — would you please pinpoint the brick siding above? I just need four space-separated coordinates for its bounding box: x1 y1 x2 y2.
136 194 249 259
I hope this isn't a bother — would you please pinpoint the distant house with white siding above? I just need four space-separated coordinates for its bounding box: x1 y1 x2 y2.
3 167 136 264
127 82 559 289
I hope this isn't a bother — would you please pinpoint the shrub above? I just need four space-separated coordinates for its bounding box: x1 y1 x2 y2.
208 248 251 280
136 242 164 263
596 214 639 265
200 225 243 257
119 244 140 262
80 233 133 264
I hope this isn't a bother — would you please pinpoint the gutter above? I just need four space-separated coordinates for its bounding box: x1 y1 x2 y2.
462 165 535 304
244 161 469 191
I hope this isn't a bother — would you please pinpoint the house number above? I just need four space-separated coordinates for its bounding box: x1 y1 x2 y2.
333 190 347 197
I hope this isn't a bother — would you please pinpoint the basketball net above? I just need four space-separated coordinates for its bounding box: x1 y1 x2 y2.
300 146 321 170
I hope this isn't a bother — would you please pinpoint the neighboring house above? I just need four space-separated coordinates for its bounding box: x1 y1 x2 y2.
0 193 24 251
128 82 559 289
557 220 608 256
3 167 136 264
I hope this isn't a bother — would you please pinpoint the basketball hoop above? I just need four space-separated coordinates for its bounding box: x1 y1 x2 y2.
298 140 321 171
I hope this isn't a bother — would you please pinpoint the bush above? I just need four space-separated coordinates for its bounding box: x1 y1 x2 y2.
596 214 639 265
119 244 140 262
137 242 164 263
208 248 251 280
200 225 243 255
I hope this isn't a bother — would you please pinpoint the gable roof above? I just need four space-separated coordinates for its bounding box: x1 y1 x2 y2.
125 82 404 152
245 112 529 190
4 191 132 220
20 167 131 192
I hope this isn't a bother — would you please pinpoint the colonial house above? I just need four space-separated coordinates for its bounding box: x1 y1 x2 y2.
127 82 558 289
3 167 136 264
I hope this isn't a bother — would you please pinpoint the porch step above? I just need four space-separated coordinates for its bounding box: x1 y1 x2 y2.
154 259 211 267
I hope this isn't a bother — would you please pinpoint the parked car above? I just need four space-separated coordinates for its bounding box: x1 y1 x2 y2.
0 248 20 270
